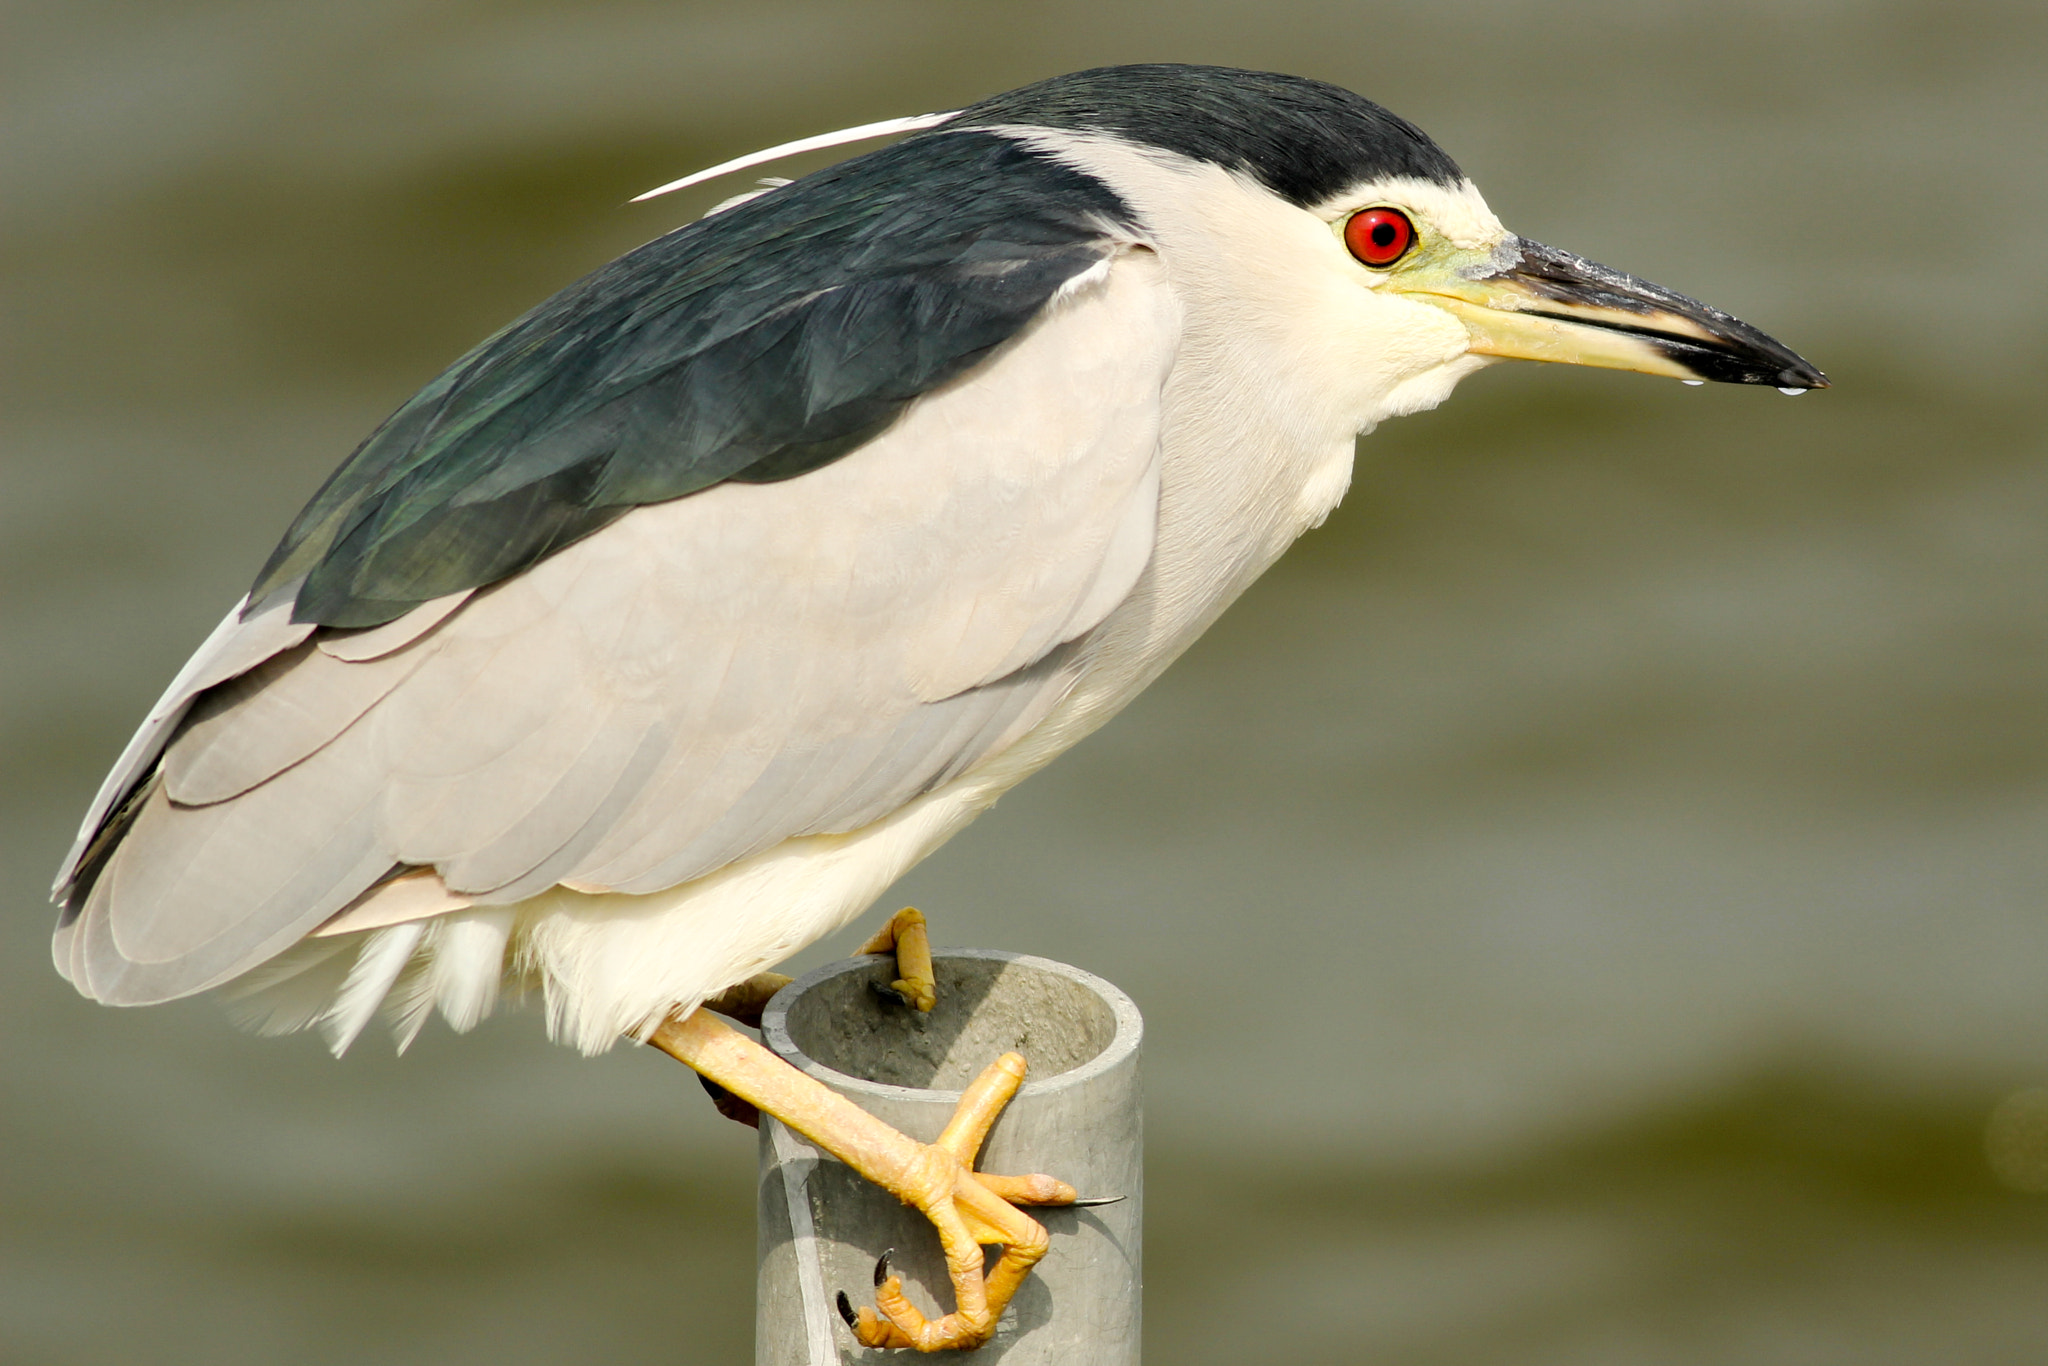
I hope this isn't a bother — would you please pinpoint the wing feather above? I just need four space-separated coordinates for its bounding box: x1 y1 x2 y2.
163 640 433 806
70 749 393 1001
51 593 313 901
317 590 472 661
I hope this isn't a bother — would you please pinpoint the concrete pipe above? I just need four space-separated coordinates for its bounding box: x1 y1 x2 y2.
755 948 1143 1364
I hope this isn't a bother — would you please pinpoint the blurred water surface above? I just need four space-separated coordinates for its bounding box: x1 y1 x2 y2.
5 2 2048 1362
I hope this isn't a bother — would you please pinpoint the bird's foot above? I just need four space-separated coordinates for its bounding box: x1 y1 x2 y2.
835 1049 1076 1350
858 906 937 1013
645 1010 1076 1353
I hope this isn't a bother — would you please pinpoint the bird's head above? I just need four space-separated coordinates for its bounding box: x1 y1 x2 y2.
954 66 1827 434
634 65 1825 443
1311 174 1827 394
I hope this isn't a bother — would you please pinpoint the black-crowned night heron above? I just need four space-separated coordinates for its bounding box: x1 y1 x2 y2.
52 65 1823 1350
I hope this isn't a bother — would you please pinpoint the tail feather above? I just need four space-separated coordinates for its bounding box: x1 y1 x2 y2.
223 908 522 1054
222 937 358 1037
321 922 424 1055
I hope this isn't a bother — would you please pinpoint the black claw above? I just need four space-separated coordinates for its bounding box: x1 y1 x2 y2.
874 1249 894 1286
836 1291 859 1328
1069 1194 1126 1207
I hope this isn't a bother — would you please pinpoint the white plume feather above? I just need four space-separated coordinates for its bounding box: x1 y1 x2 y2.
321 922 423 1055
630 111 956 203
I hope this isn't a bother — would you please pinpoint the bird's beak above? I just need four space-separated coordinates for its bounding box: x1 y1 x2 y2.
1405 238 1827 389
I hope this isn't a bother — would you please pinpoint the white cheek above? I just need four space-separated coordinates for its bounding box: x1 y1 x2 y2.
1374 293 1473 371
1321 290 1479 429
1381 351 1494 419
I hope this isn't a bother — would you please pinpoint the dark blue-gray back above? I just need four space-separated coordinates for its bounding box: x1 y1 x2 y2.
253 130 1134 629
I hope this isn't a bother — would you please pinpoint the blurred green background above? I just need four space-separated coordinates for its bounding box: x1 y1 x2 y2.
6 2 2048 1362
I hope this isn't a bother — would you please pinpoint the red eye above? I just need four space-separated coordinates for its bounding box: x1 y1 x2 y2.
1344 207 1415 267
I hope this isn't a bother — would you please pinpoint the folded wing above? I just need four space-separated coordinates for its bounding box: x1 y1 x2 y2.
58 249 1177 1005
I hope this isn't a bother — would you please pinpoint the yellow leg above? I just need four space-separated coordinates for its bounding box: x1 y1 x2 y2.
645 1009 1075 1352
693 901 936 1129
858 906 937 1012
695 971 797 1126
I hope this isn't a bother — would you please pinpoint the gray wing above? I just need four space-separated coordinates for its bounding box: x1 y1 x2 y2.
50 592 315 898
49 589 467 898
60 250 1176 1005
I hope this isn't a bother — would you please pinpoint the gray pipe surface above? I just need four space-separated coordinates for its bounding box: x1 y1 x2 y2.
755 948 1143 1365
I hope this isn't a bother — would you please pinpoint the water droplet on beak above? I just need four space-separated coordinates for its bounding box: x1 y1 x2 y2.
1681 379 1705 387
1777 386 1807 396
